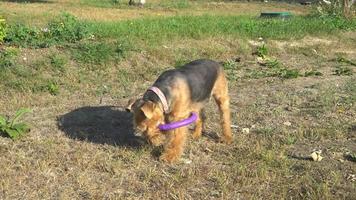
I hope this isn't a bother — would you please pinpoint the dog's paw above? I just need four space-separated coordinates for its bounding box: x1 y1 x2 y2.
219 135 233 144
159 153 179 164
191 132 202 140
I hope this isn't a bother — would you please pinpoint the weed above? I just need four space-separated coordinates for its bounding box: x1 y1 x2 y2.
256 44 268 58
335 56 356 66
223 59 240 81
250 58 300 79
46 81 59 95
48 12 90 43
345 152 356 162
71 42 114 65
71 41 127 65
0 47 19 68
157 0 191 9
278 68 300 79
285 134 297 145
223 59 238 70
0 17 6 43
333 66 353 76
49 54 67 73
304 70 323 77
5 24 53 48
5 13 90 48
0 108 31 140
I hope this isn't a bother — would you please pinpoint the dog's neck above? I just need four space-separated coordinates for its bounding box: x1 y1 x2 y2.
144 86 170 114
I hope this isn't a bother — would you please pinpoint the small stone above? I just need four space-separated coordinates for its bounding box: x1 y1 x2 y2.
310 151 323 162
181 158 192 164
242 128 250 134
310 152 318 161
283 121 292 126
231 125 239 129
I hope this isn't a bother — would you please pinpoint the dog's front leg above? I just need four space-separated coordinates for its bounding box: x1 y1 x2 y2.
160 126 188 163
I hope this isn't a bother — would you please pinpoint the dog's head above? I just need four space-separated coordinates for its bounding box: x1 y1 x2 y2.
126 98 166 146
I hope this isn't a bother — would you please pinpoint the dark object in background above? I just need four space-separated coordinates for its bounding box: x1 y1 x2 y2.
260 12 293 19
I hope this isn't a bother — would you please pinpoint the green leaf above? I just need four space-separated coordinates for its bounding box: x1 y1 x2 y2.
0 115 7 127
12 123 30 133
10 108 32 127
4 128 20 139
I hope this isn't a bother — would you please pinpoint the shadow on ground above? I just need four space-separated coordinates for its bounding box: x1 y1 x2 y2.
58 106 144 148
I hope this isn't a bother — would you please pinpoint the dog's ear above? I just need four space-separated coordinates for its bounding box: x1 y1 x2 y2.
126 98 143 112
125 98 135 112
140 101 156 119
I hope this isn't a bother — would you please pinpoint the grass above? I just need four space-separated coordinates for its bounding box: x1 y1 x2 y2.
91 15 356 46
0 1 356 199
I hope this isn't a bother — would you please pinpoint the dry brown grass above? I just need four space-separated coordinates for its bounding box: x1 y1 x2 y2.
0 0 310 24
0 1 355 199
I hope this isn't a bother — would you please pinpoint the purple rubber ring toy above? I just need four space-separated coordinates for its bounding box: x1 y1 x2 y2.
158 112 198 131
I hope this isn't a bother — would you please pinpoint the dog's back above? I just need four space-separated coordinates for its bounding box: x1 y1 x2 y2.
151 59 221 103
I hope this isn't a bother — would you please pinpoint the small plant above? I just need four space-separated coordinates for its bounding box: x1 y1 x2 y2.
304 70 323 77
46 81 59 95
5 13 90 48
48 12 90 43
0 47 19 68
49 54 67 73
335 56 356 66
5 23 53 48
278 68 300 79
72 42 118 65
112 0 120 4
256 44 268 58
0 17 6 43
0 108 32 140
265 59 280 68
223 59 238 70
345 152 356 162
333 66 353 76
265 59 300 79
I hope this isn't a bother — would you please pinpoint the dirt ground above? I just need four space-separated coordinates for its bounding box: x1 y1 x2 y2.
0 1 355 199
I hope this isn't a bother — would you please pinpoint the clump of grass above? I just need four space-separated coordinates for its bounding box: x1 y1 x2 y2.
335 56 356 66
46 81 60 96
157 0 191 9
49 54 67 73
71 41 127 65
91 15 356 46
0 108 31 140
255 44 268 58
333 66 353 76
304 69 323 77
0 47 19 68
0 17 6 43
48 13 90 43
5 13 90 48
249 58 300 79
223 59 241 81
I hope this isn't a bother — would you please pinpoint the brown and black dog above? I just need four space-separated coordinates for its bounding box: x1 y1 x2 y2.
126 59 232 163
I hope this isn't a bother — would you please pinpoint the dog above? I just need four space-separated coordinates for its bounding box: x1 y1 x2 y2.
126 59 232 163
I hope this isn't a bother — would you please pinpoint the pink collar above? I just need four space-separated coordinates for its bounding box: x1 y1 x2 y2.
147 86 169 114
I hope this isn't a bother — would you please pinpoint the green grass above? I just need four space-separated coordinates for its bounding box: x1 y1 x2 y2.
90 15 356 46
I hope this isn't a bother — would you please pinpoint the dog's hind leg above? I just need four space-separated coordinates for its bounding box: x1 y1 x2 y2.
191 106 205 140
212 70 233 144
